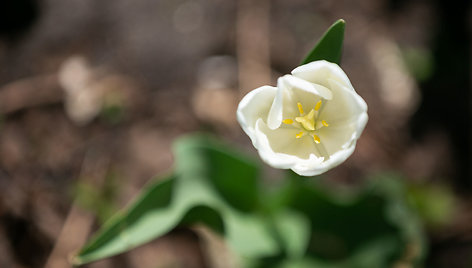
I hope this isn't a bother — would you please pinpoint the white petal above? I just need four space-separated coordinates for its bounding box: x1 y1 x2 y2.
279 74 333 100
317 122 356 155
315 78 367 155
292 146 356 176
267 80 284 130
252 117 359 177
291 60 353 90
321 78 368 123
257 119 319 158
253 119 325 169
237 86 277 145
254 119 298 168
267 74 333 130
355 112 368 139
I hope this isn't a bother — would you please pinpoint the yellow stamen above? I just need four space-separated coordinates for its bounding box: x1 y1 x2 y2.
282 119 293 124
313 134 321 144
295 131 304 138
321 120 329 127
297 102 304 115
315 100 322 111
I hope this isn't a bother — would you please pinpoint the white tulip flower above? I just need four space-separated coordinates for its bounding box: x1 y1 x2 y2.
237 60 368 176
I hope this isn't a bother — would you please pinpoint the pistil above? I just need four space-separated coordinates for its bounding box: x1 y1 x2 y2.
282 101 328 143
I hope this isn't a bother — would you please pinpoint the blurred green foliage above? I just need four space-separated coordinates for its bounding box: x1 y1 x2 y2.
74 170 121 224
401 47 434 82
406 183 456 229
74 135 427 267
100 91 126 125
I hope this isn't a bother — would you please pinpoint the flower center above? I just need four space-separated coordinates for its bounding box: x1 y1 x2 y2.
282 100 329 144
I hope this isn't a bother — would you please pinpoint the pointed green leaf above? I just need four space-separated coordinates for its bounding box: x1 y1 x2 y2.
74 134 281 265
73 175 178 265
301 19 345 65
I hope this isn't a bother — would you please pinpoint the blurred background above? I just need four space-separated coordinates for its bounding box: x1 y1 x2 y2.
0 0 470 267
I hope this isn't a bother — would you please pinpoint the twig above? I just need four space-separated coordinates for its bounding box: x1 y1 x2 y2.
0 74 62 114
44 148 110 268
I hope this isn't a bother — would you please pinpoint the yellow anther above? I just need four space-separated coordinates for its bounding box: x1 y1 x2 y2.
282 119 293 125
295 132 304 139
315 100 322 111
321 120 329 127
313 134 321 144
297 102 304 115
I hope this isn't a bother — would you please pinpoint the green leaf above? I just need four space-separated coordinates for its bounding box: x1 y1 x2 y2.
74 135 426 267
272 210 310 259
73 175 177 265
301 19 345 65
276 236 399 268
276 172 426 267
173 134 279 257
174 134 260 212
74 134 282 265
406 183 455 228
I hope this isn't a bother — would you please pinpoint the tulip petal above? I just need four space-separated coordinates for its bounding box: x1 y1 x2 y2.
279 75 333 101
321 78 367 123
355 112 369 139
254 119 323 169
292 60 353 90
267 83 284 130
292 145 356 176
237 86 277 145
317 123 356 155
316 78 367 154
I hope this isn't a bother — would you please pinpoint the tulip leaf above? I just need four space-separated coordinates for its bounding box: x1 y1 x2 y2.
272 210 310 259
73 134 284 265
73 175 178 265
74 135 425 267
173 134 260 213
274 237 399 268
301 19 345 65
273 172 426 267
